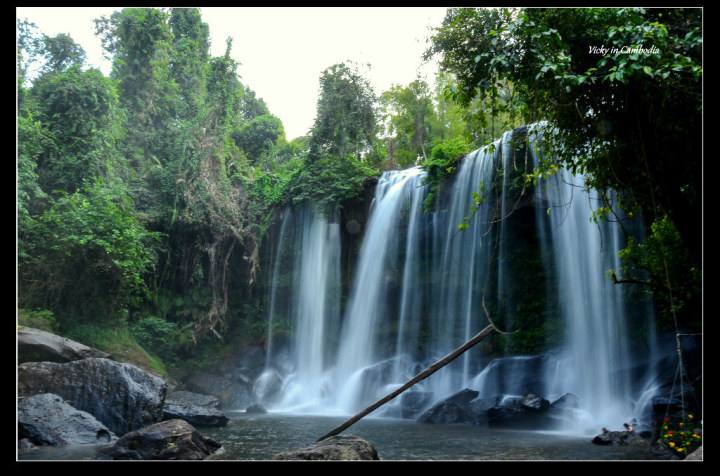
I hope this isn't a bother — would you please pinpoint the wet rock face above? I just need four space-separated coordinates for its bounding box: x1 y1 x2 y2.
273 435 380 461
94 419 222 460
18 393 117 446
18 358 167 436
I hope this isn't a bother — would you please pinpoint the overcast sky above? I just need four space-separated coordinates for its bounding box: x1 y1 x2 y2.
17 7 448 140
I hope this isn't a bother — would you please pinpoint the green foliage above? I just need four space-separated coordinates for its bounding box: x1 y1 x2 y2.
40 33 87 73
27 65 126 194
232 113 285 164
420 136 473 212
17 309 58 333
613 215 701 330
63 323 169 375
131 315 179 358
18 179 161 323
427 7 702 328
288 153 378 216
310 62 377 159
379 79 434 167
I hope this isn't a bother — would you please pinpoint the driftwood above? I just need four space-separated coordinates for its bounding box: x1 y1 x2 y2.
317 324 495 442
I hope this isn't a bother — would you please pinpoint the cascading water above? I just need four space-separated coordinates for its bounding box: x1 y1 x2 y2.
258 205 341 412
529 127 636 433
262 126 658 434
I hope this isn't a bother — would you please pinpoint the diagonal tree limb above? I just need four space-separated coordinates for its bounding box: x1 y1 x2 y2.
316 324 496 442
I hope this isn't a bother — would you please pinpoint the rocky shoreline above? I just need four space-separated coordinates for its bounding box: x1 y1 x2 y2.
17 326 701 461
17 326 378 461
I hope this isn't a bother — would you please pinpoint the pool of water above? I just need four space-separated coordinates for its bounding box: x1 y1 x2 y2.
18 411 662 461
204 412 661 461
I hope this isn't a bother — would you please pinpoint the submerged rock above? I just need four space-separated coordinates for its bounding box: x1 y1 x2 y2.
273 435 379 461
94 419 221 460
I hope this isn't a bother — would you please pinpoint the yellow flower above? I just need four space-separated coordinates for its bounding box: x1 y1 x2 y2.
669 442 675 447
688 414 693 419
677 448 684 453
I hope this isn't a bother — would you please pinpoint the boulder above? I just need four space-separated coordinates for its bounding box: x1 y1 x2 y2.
417 389 481 425
397 390 434 419
18 393 117 446
685 445 702 460
487 393 556 429
17 326 112 364
94 419 221 460
592 429 645 446
162 391 229 427
246 403 268 414
521 393 550 412
184 372 253 410
251 367 285 405
273 435 379 461
18 358 167 436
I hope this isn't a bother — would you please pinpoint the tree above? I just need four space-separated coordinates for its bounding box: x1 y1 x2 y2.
40 33 87 73
426 7 702 328
18 178 161 326
232 113 285 165
168 7 210 119
27 66 126 194
309 62 377 160
283 62 379 215
379 79 435 168
95 8 176 170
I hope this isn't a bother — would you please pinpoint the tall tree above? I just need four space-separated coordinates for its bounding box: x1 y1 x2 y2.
309 62 377 160
95 8 176 170
379 79 434 167
28 66 125 194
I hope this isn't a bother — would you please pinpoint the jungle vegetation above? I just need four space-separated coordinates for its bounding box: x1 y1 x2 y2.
17 7 701 374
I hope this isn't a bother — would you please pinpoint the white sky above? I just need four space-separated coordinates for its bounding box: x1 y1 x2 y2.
17 7 448 140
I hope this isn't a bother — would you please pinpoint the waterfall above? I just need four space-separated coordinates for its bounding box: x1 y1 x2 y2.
333 167 427 413
262 127 657 433
261 205 341 412
529 126 635 433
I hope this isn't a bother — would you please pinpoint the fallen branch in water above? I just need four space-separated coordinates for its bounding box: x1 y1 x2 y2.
316 324 496 442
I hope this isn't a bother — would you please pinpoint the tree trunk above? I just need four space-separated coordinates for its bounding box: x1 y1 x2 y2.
316 324 496 442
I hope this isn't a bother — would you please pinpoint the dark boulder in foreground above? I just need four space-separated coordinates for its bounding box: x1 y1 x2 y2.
18 358 167 436
18 393 117 446
273 435 380 460
94 419 222 460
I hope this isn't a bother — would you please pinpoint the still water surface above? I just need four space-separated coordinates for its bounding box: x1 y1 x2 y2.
18 411 662 462
203 412 658 461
